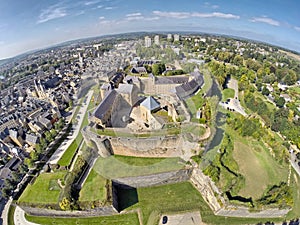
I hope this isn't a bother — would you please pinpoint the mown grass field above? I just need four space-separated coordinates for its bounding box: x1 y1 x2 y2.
233 140 288 199
79 169 108 202
222 88 235 101
25 181 285 225
18 171 66 204
286 170 300 219
93 155 185 179
57 134 82 167
26 212 139 225
185 66 213 120
7 204 16 225
126 182 283 225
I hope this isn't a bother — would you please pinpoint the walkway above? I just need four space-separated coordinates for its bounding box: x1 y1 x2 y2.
158 211 205 225
48 90 94 165
14 206 39 225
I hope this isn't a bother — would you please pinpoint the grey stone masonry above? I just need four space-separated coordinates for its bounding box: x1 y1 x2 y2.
113 169 192 188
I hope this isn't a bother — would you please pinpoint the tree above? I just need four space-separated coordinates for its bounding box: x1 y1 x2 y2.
68 100 73 108
24 158 34 168
256 82 263 91
1 187 11 199
275 97 285 108
232 55 243 67
152 64 160 76
44 131 53 142
262 86 270 96
50 129 57 138
35 144 42 154
283 70 297 85
59 197 71 210
30 150 38 161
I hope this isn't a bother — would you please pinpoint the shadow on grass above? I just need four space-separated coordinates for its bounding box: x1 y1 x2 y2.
112 182 138 212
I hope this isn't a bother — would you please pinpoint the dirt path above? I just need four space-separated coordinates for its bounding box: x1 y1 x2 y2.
198 125 211 141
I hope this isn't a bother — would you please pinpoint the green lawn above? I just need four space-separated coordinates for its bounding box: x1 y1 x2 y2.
184 65 214 120
26 212 139 225
127 182 283 225
253 91 276 111
222 88 235 101
233 140 288 199
57 133 82 167
93 155 185 179
93 123 205 138
286 170 300 219
25 181 284 225
185 90 205 119
199 66 213 94
79 169 108 202
7 204 16 225
18 171 66 205
288 86 300 95
114 155 165 166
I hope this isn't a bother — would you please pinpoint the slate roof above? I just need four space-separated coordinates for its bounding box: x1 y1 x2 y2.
155 76 189 85
25 133 39 144
93 90 118 120
116 83 133 94
140 96 160 111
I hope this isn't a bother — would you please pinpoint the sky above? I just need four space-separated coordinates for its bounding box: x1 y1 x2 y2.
0 0 300 59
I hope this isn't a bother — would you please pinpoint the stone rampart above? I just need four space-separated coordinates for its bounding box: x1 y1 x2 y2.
110 135 182 157
113 169 192 188
21 205 118 218
190 164 290 218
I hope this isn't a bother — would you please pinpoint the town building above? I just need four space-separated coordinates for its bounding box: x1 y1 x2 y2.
144 36 152 47
154 35 160 45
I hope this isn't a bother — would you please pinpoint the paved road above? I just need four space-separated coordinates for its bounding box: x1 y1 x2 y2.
48 90 94 165
158 211 205 225
14 206 39 225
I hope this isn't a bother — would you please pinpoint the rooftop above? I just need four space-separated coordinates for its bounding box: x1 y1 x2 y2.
140 96 160 111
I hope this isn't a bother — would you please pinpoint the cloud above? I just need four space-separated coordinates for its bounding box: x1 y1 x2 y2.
152 11 240 19
152 11 190 19
75 10 85 16
97 5 103 9
144 17 160 21
250 17 280 26
84 0 102 6
294 26 300 32
99 16 105 20
126 12 142 17
126 16 144 21
204 2 219 9
192 12 239 19
37 4 67 24
105 6 114 10
125 12 160 22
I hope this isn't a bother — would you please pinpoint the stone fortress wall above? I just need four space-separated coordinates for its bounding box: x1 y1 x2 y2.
23 163 289 218
82 127 201 158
